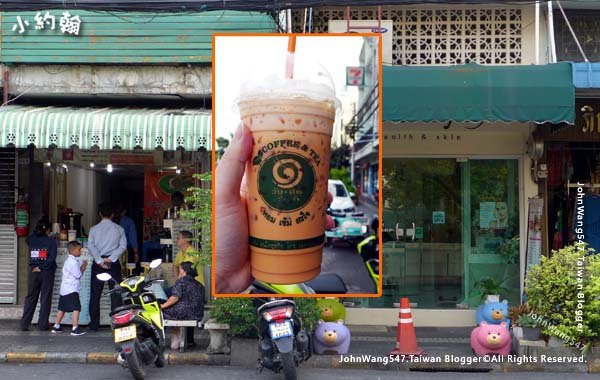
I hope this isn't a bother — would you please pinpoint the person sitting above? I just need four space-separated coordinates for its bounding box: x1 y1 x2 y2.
160 261 205 350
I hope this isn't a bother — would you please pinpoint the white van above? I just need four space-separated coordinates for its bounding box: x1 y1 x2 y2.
327 179 356 213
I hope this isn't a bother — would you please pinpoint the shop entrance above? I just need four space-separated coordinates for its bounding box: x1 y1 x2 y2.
380 158 520 309
547 142 600 254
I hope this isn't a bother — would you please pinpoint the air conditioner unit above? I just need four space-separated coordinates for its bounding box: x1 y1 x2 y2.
328 20 393 65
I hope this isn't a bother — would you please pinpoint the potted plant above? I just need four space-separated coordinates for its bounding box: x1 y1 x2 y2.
525 244 600 350
509 304 529 339
473 277 509 303
516 314 541 341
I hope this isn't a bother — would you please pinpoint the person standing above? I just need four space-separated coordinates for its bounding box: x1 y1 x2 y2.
20 218 57 331
114 201 140 267
88 202 127 331
52 240 87 336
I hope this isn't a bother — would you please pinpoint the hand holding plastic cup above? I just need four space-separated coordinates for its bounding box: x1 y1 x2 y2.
236 58 340 285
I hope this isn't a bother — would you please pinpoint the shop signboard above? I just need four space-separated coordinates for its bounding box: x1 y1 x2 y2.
110 153 155 165
11 11 83 35
544 100 600 142
580 103 600 135
346 66 365 86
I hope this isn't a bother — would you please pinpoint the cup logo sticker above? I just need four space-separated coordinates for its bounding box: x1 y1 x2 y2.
259 152 315 212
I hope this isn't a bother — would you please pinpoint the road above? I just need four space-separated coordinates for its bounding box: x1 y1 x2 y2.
0 364 592 380
320 200 379 294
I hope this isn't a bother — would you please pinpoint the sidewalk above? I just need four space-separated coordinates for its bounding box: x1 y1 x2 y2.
0 319 474 369
1 320 596 373
0 319 225 365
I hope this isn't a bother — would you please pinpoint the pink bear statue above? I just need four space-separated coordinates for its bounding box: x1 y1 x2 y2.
470 321 511 357
313 320 351 355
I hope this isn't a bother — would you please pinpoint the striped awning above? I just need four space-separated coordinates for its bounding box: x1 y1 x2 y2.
0 105 211 151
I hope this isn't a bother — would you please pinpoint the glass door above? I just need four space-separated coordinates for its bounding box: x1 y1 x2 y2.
381 158 464 308
377 158 520 309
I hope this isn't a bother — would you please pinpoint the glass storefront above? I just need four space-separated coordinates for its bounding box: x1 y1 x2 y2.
361 158 520 309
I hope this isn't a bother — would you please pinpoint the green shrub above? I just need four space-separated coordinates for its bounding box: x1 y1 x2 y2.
209 297 321 338
329 167 356 194
525 244 600 345
180 173 212 267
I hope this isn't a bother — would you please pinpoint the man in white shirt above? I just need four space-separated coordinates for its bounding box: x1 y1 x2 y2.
88 202 127 331
53 240 87 336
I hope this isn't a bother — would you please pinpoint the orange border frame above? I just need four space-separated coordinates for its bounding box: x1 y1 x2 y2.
211 33 384 298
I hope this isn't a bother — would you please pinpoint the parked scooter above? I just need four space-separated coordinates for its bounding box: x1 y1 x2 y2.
250 272 348 295
357 217 380 288
255 298 312 380
96 258 167 380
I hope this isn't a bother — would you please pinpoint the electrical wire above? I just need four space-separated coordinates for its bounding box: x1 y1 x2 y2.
1 1 587 13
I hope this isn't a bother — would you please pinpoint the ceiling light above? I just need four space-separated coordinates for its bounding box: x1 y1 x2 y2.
89 162 95 168
107 164 113 173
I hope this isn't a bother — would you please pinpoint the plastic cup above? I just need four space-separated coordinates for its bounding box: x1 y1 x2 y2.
237 76 339 284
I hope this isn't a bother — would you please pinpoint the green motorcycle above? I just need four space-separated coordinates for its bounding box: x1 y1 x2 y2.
96 258 167 380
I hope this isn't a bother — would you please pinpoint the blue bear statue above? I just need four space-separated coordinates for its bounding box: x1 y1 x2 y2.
475 299 510 327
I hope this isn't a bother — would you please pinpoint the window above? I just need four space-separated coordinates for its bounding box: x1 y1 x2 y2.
357 158 520 309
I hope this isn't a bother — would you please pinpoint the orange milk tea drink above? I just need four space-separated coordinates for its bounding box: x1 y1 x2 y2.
237 77 339 284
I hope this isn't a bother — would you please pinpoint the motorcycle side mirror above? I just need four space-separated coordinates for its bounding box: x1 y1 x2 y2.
150 258 162 269
96 273 112 282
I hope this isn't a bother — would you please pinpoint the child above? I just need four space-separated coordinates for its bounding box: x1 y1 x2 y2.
52 240 87 336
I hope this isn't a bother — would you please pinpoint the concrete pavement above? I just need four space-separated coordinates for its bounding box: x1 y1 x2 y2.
0 363 596 380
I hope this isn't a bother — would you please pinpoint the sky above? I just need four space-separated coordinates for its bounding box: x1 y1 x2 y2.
214 35 366 140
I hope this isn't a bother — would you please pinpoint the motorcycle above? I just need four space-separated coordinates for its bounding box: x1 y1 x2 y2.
325 209 370 247
249 272 348 295
357 217 381 288
255 298 312 380
96 258 167 380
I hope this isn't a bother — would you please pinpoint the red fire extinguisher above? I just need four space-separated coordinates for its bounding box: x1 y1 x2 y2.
15 193 29 237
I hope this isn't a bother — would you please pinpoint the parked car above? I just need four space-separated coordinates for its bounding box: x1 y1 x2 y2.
328 179 356 213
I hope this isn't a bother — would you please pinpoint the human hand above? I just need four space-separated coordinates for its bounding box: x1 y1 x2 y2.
81 261 88 271
100 263 110 270
32 267 41 273
103 257 111 263
215 123 254 294
134 249 140 263
325 192 334 230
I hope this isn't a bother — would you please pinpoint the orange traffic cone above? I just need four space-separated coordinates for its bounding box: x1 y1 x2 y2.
390 298 425 356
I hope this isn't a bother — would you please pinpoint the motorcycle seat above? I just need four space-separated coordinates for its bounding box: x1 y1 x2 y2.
109 304 144 316
306 273 347 294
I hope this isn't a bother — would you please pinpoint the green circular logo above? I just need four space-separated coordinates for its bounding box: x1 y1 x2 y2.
258 152 315 212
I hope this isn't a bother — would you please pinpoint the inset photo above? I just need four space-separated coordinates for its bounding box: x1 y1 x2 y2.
213 34 382 297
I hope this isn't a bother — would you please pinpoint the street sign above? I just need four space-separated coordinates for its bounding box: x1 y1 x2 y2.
346 66 365 86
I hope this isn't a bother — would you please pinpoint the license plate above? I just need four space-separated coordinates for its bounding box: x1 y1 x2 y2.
114 325 136 343
269 320 293 340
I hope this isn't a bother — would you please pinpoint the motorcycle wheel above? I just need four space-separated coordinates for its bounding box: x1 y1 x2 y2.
126 350 146 380
280 352 297 380
154 347 166 368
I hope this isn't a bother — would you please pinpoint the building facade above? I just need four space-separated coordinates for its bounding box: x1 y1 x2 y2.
293 2 575 326
0 9 277 307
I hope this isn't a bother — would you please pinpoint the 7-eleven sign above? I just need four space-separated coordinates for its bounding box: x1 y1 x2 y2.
346 66 365 86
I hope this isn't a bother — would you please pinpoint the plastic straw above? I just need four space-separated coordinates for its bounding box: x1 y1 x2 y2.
286 35 296 79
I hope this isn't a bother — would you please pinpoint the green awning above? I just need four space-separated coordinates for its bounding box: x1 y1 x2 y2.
383 62 574 124
0 105 211 150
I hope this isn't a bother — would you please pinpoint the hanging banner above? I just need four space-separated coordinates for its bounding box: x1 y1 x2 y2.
525 197 544 275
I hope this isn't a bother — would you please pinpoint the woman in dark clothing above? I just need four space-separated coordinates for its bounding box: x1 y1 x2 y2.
161 261 204 349
20 218 58 331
